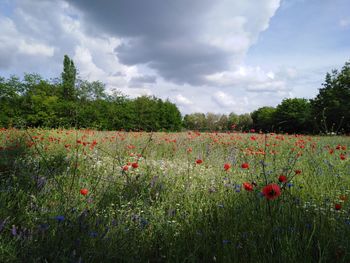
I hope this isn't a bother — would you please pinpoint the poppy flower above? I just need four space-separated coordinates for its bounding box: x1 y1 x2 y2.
80 188 89 196
122 165 129 171
132 162 139 169
243 182 253 191
295 169 302 175
224 163 231 171
241 163 249 169
196 159 203 164
262 184 281 200
278 175 288 183
335 203 342 210
340 154 346 160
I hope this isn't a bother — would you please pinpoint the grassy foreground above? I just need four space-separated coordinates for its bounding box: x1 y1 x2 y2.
0 128 349 262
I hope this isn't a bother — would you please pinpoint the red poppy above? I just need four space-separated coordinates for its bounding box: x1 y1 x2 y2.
80 188 88 196
132 162 139 169
295 169 302 175
241 163 249 169
224 163 231 171
340 154 346 160
335 203 342 210
196 159 203 164
278 175 288 183
243 182 253 191
262 184 281 200
122 165 129 171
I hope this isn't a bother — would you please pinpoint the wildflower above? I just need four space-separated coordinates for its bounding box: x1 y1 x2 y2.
295 169 302 175
278 175 288 183
340 195 347 201
335 204 342 210
122 165 129 171
54 215 65 222
132 162 139 168
340 154 346 160
196 159 203 164
262 183 281 200
243 182 253 192
223 163 231 171
241 163 249 169
80 188 88 196
187 147 192 153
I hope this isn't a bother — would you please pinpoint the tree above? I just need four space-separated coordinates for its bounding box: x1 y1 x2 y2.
183 113 206 130
310 61 350 134
61 55 77 101
237 113 253 131
274 98 311 133
251 106 276 132
228 112 239 129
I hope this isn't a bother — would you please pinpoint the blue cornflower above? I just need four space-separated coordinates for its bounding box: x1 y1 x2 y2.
54 215 65 222
89 232 98 238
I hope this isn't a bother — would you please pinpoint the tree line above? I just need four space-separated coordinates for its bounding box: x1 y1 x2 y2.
184 61 350 134
0 55 182 131
0 56 349 134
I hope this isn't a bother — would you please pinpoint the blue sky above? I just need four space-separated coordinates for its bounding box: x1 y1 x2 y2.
0 0 349 114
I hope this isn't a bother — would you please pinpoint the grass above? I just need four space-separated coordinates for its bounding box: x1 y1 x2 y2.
0 128 349 262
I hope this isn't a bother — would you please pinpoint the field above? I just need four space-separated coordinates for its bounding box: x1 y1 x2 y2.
0 128 349 262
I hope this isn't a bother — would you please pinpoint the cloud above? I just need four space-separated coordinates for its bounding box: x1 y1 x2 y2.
205 65 290 92
129 75 157 85
0 15 54 69
339 18 350 28
174 94 193 106
67 0 281 85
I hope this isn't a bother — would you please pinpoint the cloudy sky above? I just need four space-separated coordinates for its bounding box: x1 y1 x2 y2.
1 0 349 114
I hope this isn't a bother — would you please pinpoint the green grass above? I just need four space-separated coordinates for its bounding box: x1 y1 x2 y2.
0 128 349 262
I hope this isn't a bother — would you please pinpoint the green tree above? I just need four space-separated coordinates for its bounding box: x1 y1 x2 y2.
251 106 276 132
61 55 77 101
310 61 350 134
274 98 311 133
237 113 253 131
183 113 206 130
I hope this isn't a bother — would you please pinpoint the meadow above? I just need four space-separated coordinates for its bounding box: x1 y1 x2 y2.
0 128 349 262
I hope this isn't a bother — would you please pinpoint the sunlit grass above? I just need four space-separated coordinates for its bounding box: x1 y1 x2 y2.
0 128 349 262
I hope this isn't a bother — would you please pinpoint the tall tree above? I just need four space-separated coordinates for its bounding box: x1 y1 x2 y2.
311 61 350 134
61 55 77 101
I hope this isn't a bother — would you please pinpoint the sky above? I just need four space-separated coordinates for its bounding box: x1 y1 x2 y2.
0 0 349 115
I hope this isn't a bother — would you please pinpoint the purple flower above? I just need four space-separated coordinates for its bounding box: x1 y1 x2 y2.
54 215 65 222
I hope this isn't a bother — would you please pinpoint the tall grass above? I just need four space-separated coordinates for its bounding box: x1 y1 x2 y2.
0 128 349 262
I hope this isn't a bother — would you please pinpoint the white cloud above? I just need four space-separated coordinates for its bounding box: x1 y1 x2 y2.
339 18 350 28
205 65 290 93
174 94 193 106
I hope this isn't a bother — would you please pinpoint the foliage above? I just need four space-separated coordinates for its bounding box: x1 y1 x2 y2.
311 61 350 134
0 56 182 131
251 106 276 132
